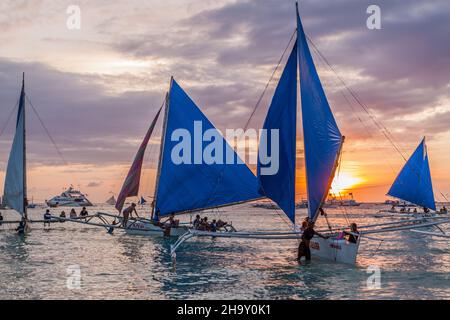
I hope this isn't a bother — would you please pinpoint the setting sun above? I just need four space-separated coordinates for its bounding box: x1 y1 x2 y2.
330 172 364 195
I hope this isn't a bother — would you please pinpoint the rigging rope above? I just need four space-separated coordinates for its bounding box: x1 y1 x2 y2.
307 35 448 205
0 100 19 138
26 95 70 167
243 30 296 132
306 36 408 163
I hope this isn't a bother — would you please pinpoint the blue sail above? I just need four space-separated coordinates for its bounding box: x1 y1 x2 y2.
155 79 261 216
3 76 26 215
297 5 343 222
257 44 298 224
139 196 147 205
388 138 436 211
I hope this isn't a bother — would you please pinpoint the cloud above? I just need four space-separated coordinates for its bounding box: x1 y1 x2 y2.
0 58 165 168
87 181 102 187
1 0 450 201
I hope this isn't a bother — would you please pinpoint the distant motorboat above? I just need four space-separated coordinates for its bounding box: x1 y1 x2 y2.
324 193 360 207
253 200 308 210
252 201 278 210
324 199 360 207
46 186 93 207
384 199 416 208
295 200 308 209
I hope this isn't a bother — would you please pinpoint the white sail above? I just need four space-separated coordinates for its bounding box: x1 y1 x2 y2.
106 195 116 205
3 75 26 216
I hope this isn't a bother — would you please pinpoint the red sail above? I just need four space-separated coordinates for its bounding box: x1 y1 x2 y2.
115 107 162 212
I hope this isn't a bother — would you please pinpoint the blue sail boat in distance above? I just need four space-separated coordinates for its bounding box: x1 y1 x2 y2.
388 138 436 211
139 197 147 205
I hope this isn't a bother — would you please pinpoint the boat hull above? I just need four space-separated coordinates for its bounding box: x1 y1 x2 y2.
309 236 360 265
124 220 190 237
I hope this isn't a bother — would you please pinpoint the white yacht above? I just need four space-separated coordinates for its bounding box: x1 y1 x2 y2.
46 186 93 207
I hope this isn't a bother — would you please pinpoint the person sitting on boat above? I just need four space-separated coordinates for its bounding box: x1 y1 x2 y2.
216 219 228 229
69 209 77 219
193 215 201 229
413 208 417 213
210 219 218 232
391 205 395 212
44 209 52 227
200 217 211 231
122 203 137 228
59 211 66 223
80 207 89 218
440 206 447 214
423 207 430 214
343 223 359 244
297 221 329 264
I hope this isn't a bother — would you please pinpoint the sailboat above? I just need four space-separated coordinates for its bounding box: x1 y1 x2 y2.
138 196 147 205
170 3 450 264
377 138 441 218
2 73 30 233
105 195 117 206
110 78 261 236
255 2 357 263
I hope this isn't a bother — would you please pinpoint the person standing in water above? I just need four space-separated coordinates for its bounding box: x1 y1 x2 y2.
16 219 26 234
297 220 328 264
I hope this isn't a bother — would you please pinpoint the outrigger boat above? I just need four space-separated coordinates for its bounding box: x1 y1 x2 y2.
376 138 446 218
115 79 261 236
170 3 450 265
57 78 262 236
411 228 450 238
1 74 31 234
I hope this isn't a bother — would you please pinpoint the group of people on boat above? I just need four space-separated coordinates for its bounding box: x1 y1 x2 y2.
192 215 228 232
42 207 91 227
392 205 419 213
389 205 447 215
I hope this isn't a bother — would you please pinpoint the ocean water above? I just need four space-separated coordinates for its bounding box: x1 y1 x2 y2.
0 203 448 300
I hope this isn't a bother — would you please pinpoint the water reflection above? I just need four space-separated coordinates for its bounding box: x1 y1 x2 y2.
0 204 448 299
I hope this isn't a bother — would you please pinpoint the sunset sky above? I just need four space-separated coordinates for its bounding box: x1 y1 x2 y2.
0 0 449 203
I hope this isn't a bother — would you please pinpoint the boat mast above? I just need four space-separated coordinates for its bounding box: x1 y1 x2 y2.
151 77 173 219
316 136 345 224
22 73 28 221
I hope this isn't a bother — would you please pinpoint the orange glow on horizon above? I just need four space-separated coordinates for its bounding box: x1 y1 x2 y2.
330 172 364 196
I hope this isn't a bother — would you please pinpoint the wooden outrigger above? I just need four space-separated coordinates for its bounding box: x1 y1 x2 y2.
170 216 450 264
